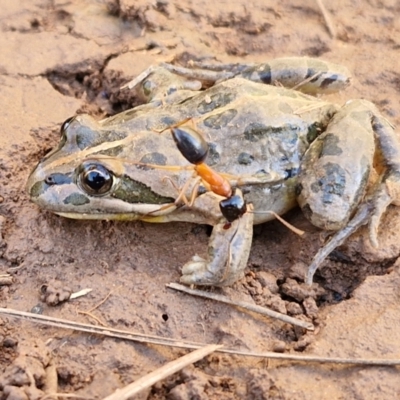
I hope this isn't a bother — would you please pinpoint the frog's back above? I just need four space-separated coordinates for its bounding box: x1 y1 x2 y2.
181 78 339 179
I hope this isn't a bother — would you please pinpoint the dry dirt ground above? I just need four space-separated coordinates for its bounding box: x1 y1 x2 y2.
1 0 400 399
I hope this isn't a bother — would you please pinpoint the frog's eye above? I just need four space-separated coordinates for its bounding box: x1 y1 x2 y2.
142 79 156 97
78 162 113 196
60 116 75 135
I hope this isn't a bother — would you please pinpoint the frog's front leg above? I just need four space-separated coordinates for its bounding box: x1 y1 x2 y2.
180 202 254 287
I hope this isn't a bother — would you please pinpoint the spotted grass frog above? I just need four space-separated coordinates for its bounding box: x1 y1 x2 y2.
27 57 400 286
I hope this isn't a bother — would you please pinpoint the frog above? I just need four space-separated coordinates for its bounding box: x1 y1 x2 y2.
26 57 400 286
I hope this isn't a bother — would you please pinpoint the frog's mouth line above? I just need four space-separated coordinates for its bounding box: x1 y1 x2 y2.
55 212 167 223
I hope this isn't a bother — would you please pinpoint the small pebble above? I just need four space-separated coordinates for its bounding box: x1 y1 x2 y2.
3 336 18 348
256 271 279 294
272 340 286 353
286 301 303 316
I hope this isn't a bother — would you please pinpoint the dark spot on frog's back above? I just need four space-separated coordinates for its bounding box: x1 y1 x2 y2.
203 109 237 129
310 162 346 203
160 116 177 128
63 193 90 206
320 133 342 157
244 122 300 143
206 143 220 166
244 123 269 142
238 152 254 165
197 92 235 114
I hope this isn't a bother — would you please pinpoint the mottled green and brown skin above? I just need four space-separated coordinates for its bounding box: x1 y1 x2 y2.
27 57 400 286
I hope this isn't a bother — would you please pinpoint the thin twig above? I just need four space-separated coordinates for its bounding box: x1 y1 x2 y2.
70 288 92 300
76 289 115 326
252 211 305 236
2 308 400 365
43 361 58 400
87 289 114 313
315 0 336 38
167 283 313 331
41 394 95 400
76 310 107 326
102 344 222 400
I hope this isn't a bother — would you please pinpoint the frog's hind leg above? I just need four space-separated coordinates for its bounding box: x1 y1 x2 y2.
238 57 351 95
122 57 351 96
305 100 400 285
162 57 351 95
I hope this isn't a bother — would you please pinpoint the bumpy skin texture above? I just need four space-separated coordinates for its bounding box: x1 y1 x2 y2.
27 58 400 286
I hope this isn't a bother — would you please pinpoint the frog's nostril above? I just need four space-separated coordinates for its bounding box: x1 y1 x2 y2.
44 173 72 186
45 176 55 185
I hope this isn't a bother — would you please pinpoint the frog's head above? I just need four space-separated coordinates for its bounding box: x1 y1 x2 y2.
26 115 177 221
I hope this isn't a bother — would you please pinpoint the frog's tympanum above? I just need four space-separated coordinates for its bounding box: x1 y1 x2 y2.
27 57 400 286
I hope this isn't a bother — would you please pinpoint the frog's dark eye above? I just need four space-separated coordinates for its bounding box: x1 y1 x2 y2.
78 163 113 195
61 116 75 134
142 79 156 97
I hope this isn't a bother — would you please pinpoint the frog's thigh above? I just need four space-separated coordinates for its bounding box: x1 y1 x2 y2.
180 205 254 286
297 100 376 230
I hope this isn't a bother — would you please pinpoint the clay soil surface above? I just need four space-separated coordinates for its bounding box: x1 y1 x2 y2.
1 1 400 399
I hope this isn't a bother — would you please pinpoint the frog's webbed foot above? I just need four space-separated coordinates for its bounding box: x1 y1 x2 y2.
180 204 254 286
305 200 375 285
305 173 400 285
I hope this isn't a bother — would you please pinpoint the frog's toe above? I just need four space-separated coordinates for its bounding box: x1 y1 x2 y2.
181 255 206 276
180 256 221 286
